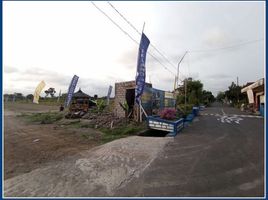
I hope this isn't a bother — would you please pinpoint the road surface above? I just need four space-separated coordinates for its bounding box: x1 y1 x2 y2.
4 103 264 197
115 103 264 197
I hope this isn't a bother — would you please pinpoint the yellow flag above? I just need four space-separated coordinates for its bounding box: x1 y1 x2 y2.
33 81 46 104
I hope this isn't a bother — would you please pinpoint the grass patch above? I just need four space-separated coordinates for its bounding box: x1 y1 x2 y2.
99 122 146 144
60 120 95 129
18 112 64 124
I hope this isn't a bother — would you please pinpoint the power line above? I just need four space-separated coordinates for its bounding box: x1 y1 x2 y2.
107 1 263 82
189 38 264 53
107 2 186 79
91 2 139 45
107 2 141 35
91 2 177 77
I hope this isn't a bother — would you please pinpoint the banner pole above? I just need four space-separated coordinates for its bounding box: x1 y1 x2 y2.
139 99 142 122
140 104 148 118
140 21 145 122
142 22 145 33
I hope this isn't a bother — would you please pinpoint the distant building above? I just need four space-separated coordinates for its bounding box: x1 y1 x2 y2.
114 80 176 120
241 78 264 115
69 89 96 112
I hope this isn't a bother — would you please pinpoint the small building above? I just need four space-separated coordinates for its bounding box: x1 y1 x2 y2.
114 80 176 119
241 78 264 115
69 89 95 112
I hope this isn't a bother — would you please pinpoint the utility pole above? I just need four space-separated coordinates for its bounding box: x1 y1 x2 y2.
184 78 187 113
237 76 239 103
175 51 188 89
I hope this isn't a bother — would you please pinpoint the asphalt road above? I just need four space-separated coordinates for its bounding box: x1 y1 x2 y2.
116 103 265 197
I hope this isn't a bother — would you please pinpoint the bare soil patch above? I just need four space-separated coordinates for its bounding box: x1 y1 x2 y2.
4 136 172 197
4 103 101 180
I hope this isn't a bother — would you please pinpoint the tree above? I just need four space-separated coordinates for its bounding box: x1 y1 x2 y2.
61 93 67 99
44 88 56 97
224 82 246 105
216 92 225 102
26 94 34 100
14 93 24 100
183 79 203 105
202 90 215 105
176 78 213 106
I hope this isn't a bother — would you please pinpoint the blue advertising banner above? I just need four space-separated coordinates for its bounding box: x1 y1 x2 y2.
135 33 150 104
64 75 79 107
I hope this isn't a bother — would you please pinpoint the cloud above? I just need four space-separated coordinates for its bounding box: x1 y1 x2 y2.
188 72 199 79
5 67 72 95
116 48 137 69
17 68 71 86
5 67 124 96
202 27 230 47
3 2 264 97
4 65 19 73
205 73 232 80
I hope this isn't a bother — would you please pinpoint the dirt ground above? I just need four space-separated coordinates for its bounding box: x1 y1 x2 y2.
4 136 172 197
4 103 172 197
4 103 102 180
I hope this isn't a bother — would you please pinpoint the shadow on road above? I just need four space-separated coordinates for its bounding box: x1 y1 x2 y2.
138 129 168 137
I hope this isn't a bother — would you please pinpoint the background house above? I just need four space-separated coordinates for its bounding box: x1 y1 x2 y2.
241 78 264 116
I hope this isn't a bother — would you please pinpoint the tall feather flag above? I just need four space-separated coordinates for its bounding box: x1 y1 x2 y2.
65 75 79 107
135 33 150 104
106 85 113 105
33 80 46 104
57 89 61 103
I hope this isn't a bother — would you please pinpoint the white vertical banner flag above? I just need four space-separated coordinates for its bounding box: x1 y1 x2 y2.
33 81 46 104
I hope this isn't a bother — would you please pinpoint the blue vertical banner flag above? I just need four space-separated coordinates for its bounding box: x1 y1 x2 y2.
65 75 79 107
135 33 150 104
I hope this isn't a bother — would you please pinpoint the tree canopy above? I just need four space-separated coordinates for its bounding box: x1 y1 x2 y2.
176 78 214 106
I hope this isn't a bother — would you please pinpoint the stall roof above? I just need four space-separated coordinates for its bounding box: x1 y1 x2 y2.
73 89 90 98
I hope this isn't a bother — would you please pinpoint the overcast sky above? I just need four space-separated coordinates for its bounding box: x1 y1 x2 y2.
3 1 265 97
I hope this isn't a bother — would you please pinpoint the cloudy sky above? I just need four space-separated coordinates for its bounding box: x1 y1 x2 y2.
3 1 265 97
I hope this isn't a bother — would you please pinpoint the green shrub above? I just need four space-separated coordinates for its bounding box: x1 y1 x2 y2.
99 123 146 143
96 99 106 113
22 112 64 124
177 104 194 115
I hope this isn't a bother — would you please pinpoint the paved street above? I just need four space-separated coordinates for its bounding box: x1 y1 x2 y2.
116 103 264 197
4 103 264 197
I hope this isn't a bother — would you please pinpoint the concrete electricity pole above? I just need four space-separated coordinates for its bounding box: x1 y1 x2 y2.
237 76 239 103
175 51 188 89
174 51 188 113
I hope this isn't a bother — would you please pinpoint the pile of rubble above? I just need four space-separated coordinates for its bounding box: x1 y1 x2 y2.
81 112 126 128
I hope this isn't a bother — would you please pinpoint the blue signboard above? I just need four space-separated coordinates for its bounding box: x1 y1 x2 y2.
135 33 150 104
65 75 79 107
